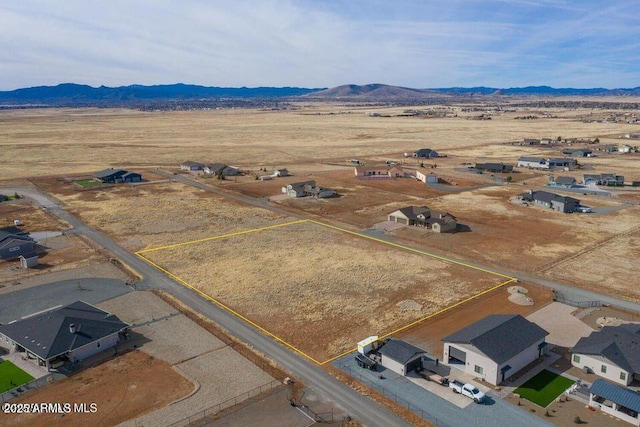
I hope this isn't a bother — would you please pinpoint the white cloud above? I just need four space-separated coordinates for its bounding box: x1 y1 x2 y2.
0 0 639 89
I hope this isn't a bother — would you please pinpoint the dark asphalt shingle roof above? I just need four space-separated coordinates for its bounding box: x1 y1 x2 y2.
590 379 640 412
554 176 576 185
396 206 430 220
518 157 546 163
571 324 640 374
0 301 129 360
379 339 426 364
442 314 549 364
94 168 127 179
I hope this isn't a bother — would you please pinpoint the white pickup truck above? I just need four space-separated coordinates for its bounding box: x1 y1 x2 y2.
449 380 485 403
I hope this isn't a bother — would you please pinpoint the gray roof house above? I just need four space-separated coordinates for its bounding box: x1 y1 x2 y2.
93 168 127 183
0 301 129 370
283 181 316 197
548 176 577 188
379 339 427 376
583 173 625 187
0 226 36 261
387 206 457 233
442 314 549 385
180 161 204 171
412 148 439 158
204 163 239 176
547 157 577 169
475 163 514 173
571 324 640 386
521 190 580 213
589 379 640 425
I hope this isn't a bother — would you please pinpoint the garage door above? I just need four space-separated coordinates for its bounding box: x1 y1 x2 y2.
449 346 466 364
406 357 422 374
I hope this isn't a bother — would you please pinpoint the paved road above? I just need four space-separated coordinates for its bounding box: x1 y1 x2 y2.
3 187 410 427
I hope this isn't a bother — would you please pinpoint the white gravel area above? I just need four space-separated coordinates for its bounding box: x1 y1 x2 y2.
526 302 595 347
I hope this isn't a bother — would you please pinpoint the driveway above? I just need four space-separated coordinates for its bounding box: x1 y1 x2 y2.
526 302 595 347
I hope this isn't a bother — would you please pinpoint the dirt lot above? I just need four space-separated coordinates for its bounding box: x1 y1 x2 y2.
142 220 506 362
397 284 554 358
1 350 193 427
543 227 640 303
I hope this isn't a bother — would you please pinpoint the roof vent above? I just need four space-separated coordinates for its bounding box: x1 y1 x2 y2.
69 323 77 334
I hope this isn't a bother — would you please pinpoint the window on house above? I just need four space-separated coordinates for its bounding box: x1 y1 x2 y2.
474 365 483 375
573 355 580 363
601 365 606 374
620 372 626 381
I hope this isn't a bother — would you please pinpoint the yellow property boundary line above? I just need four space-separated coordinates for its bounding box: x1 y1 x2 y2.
135 219 517 365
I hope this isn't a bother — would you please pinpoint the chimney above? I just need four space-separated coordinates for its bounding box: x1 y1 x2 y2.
69 323 76 334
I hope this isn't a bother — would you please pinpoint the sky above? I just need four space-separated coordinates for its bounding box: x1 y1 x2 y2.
1 0 639 90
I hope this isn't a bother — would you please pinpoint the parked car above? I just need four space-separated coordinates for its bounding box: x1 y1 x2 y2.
575 206 593 213
449 380 485 403
355 353 377 371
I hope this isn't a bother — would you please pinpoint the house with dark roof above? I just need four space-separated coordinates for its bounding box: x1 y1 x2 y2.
93 168 127 183
547 157 577 169
474 163 514 173
521 190 580 213
180 161 204 171
0 301 129 371
583 173 625 186
442 314 549 385
589 379 640 426
412 148 438 158
121 172 142 183
562 148 593 158
204 163 239 176
0 226 36 261
387 206 457 233
517 157 549 169
378 339 427 376
570 324 640 386
548 176 577 188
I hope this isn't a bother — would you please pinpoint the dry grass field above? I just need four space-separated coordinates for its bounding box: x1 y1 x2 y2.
2 105 639 180
141 220 507 362
36 181 290 251
2 104 640 305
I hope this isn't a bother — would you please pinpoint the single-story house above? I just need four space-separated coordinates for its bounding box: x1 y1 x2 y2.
0 226 36 261
204 163 239 176
413 148 438 158
355 165 404 179
474 163 514 173
583 173 625 186
547 158 577 169
387 206 457 233
274 168 289 177
562 148 593 157
0 301 129 371
521 190 580 213
283 181 314 197
442 314 549 385
570 324 640 386
548 176 577 188
517 157 549 169
180 161 204 171
540 138 554 145
618 145 637 154
304 184 336 199
121 172 142 183
93 168 127 183
589 379 640 426
415 170 439 184
378 339 427 376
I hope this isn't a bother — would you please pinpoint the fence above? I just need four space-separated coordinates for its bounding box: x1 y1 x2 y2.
344 366 450 427
1 374 54 403
167 379 281 427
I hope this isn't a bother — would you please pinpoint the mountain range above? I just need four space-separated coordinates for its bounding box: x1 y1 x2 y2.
1 83 639 105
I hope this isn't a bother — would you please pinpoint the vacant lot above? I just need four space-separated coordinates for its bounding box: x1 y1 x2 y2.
142 220 506 362
1 350 193 427
40 181 290 251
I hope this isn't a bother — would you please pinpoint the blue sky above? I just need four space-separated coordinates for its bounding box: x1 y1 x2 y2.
1 1 638 90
